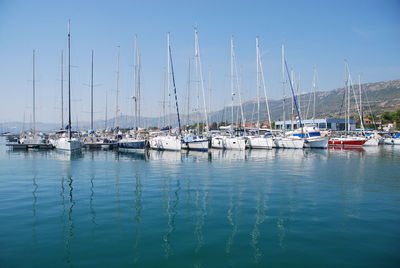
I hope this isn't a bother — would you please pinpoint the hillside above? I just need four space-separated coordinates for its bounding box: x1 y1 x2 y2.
2 79 400 132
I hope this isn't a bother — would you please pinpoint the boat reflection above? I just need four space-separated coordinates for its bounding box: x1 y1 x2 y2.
162 179 180 258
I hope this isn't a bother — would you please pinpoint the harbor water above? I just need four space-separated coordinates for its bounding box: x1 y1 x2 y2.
1 137 399 267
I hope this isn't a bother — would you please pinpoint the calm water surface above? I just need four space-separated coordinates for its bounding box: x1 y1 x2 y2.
1 137 399 267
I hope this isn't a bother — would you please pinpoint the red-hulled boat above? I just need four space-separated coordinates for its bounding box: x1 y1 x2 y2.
328 136 367 147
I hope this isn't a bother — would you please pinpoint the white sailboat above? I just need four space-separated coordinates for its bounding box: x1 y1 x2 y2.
19 49 47 145
55 21 82 152
247 37 273 149
183 29 209 151
118 36 147 152
211 37 246 150
274 44 304 149
149 33 182 151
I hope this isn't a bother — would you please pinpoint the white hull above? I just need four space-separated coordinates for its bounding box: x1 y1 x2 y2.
211 136 225 149
149 137 160 149
54 138 82 151
275 137 304 149
247 136 273 149
184 139 209 152
20 137 47 145
384 138 400 145
304 137 329 148
150 136 181 151
364 138 380 146
223 137 246 150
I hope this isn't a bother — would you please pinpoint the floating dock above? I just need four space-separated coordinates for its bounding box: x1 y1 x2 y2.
6 143 54 150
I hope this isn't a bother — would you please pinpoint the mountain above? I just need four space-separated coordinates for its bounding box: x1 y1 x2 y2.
207 79 400 124
2 79 400 133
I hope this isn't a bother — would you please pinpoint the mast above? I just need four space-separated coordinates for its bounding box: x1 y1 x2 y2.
168 39 182 135
194 28 209 132
90 50 94 130
115 45 120 128
61 50 64 129
231 36 234 127
281 44 286 134
284 59 303 132
231 37 245 131
359 74 364 130
258 39 272 128
105 91 108 129
256 37 260 128
346 61 350 134
133 35 138 129
167 33 171 131
186 59 191 127
291 69 294 130
32 49 36 135
312 66 317 124
68 20 72 140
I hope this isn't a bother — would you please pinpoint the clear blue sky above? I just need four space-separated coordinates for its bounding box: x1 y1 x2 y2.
0 0 399 124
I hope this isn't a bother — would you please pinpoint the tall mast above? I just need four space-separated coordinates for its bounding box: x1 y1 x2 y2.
291 69 294 130
343 60 350 135
68 20 72 140
105 91 108 129
115 45 120 128
167 33 171 130
194 28 209 132
32 49 36 135
90 50 94 130
359 74 363 130
231 37 245 130
281 43 286 134
230 36 234 126
256 37 260 128
312 66 317 124
137 54 141 129
133 35 138 129
61 50 64 129
258 38 272 128
168 39 182 135
284 59 303 132
186 59 191 127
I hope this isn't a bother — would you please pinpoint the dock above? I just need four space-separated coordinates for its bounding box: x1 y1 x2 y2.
6 143 54 150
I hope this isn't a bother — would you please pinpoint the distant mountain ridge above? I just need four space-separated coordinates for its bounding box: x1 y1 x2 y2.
2 79 400 132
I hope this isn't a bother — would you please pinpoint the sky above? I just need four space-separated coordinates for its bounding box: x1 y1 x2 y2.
0 0 399 124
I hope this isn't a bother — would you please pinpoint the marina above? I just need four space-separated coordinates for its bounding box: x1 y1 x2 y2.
1 1 400 267
1 137 400 266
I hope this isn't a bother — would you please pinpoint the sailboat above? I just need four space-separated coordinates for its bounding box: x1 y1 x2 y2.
286 68 329 148
246 37 274 149
274 44 304 149
328 61 366 147
54 21 82 151
182 29 209 152
211 37 246 150
150 33 182 151
18 49 48 146
118 37 147 153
